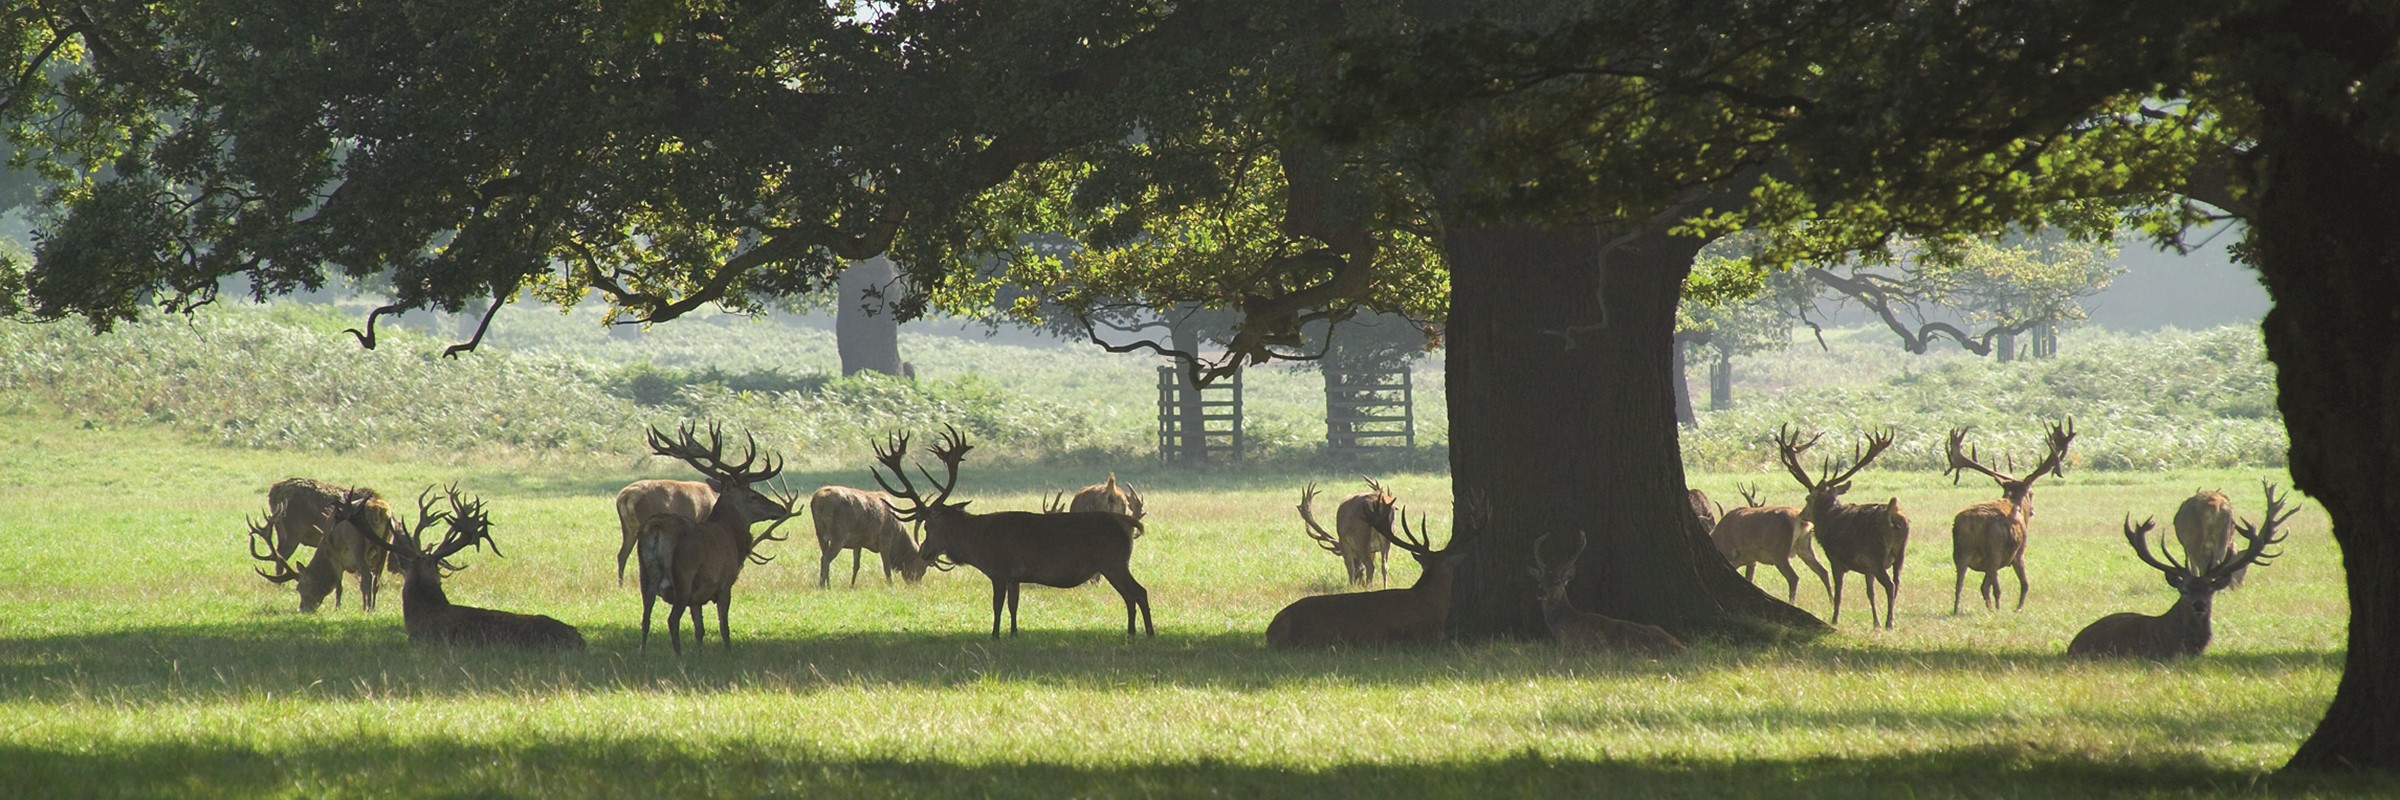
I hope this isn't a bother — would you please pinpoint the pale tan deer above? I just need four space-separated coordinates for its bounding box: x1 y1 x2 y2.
1266 505 1473 647
2068 483 2294 658
2175 490 2245 589
811 485 926 587
1296 478 1396 587
612 478 719 586
1069 474 1146 529
873 426 1152 638
257 478 400 612
1530 531 1688 657
1774 425 1910 629
349 486 585 649
635 422 799 654
1710 484 1830 604
1942 419 2075 613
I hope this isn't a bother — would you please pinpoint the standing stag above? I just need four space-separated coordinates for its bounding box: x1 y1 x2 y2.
1710 484 1831 604
873 426 1153 638
1775 425 1910 629
636 423 799 654
1530 531 1688 657
252 478 401 612
811 485 927 587
1267 504 1474 647
1069 474 1147 527
2067 483 2294 658
612 477 719 585
349 486 584 649
1942 419 2076 613
1296 478 1396 587
2175 490 2246 589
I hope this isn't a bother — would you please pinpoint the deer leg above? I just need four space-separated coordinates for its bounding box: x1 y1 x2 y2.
1743 563 1756 583
1863 571 1882 628
2012 560 2028 611
1829 571 1845 625
1876 570 1899 630
666 605 685 656
640 591 657 652
691 602 707 652
717 594 732 650
1797 545 1834 606
988 581 1007 639
1102 569 1153 636
1953 565 1966 615
851 549 865 588
1774 561 1800 603
818 544 837 589
1006 583 1022 636
617 536 636 588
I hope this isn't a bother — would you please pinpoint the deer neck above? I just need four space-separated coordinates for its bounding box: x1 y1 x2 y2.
1409 558 1455 597
1539 585 1580 627
401 564 451 617
2161 591 2215 655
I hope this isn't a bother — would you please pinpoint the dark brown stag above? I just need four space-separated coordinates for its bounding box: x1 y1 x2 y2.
873 426 1152 638
636 423 798 654
1942 419 2075 613
1530 531 1688 657
1775 425 1910 629
2067 483 2295 659
253 478 400 612
350 486 584 649
1266 504 1473 647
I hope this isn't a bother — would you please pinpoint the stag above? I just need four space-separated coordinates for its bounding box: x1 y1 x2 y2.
1069 474 1147 528
1530 531 1688 657
612 477 719 585
874 426 1153 638
350 486 584 649
256 478 400 612
1687 489 1720 533
1709 484 1831 604
2067 483 2295 658
1267 505 1473 647
636 423 798 654
1296 478 1396 587
1774 425 1910 629
811 485 927 587
2175 490 2245 589
1942 419 2076 613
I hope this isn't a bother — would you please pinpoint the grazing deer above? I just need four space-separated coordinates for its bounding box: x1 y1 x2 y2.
1069 474 1147 530
1774 425 1910 629
873 426 1153 638
2175 490 2245 589
1942 419 2076 613
1530 531 1688 657
2067 483 2294 659
1687 489 1720 533
1296 478 1396 587
635 422 799 654
257 478 400 612
349 486 585 649
1266 505 1474 647
1710 484 1831 604
811 485 927 587
612 478 719 586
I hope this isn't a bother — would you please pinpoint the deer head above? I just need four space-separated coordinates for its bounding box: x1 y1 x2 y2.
1527 530 1589 600
1376 504 1474 574
1944 419 2076 515
648 422 789 524
872 425 973 562
1773 424 1896 522
248 513 340 610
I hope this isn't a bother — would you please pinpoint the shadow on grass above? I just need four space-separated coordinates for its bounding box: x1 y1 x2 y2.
1 738 2386 799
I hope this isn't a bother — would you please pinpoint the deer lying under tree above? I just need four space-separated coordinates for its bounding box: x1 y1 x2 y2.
635 422 799 654
1297 478 1396 587
254 478 401 612
1709 484 1831 604
348 486 584 649
2175 489 2246 589
1530 531 1688 657
1267 504 1474 647
1775 425 1910 629
811 485 926 587
2067 483 2294 659
874 426 1152 638
1942 419 2076 613
613 477 719 586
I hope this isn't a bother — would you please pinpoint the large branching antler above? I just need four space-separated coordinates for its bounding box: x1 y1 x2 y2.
1771 424 1826 489
1296 483 1342 555
648 421 782 486
2119 515 2187 576
1945 418 2076 488
427 484 497 571
247 514 302 584
871 425 970 521
2221 481 2298 579
744 480 805 566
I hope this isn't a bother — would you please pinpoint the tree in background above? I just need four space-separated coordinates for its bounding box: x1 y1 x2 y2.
1677 252 1809 419
1802 233 2120 361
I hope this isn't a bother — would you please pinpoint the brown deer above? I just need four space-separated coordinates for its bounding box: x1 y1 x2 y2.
1774 425 1910 629
1296 478 1396 587
811 485 927 587
1687 489 1720 533
1530 531 1688 657
1942 419 2075 613
1069 474 1147 529
612 477 719 585
1709 484 1831 604
348 486 585 649
2174 490 2245 589
1266 505 1474 647
2067 483 2294 658
635 422 799 654
873 426 1153 638
256 478 400 612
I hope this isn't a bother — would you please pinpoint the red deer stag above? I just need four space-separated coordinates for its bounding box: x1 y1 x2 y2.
255 478 401 612
1070 474 1147 528
1296 478 1396 587
1267 505 1474 647
1530 531 1688 657
2174 490 2246 589
1942 419 2076 613
1687 489 1720 533
811 485 927 587
873 426 1153 638
1774 425 1910 629
349 486 585 649
612 477 719 586
2067 483 2294 658
636 423 799 654
1710 484 1831 604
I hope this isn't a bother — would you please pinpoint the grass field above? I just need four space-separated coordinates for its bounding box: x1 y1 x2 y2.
0 410 2381 798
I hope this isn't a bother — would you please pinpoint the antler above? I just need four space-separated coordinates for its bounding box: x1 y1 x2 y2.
425 484 497 568
1736 483 1764 508
1526 530 1590 590
649 421 783 486
1943 426 2010 485
1771 424 1825 490
1044 491 1069 514
247 514 303 584
1296 483 1342 555
2023 418 2076 484
1945 419 2076 488
2118 515 2186 576
1818 429 1897 489
1361 475 1394 503
2220 481 2298 578
869 427 969 520
744 479 805 565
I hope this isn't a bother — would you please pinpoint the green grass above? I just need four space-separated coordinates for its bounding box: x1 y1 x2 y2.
0 412 2379 798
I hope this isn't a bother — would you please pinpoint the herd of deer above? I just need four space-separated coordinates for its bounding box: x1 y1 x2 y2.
241 417 2294 662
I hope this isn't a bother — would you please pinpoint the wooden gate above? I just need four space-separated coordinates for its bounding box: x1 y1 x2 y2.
1323 366 1415 457
1158 365 1242 463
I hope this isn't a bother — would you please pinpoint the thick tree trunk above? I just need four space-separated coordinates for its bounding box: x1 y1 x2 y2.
1168 316 1210 461
1710 349 1734 411
836 257 904 377
1443 222 1823 641
2253 1 2400 771
1671 335 1697 428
